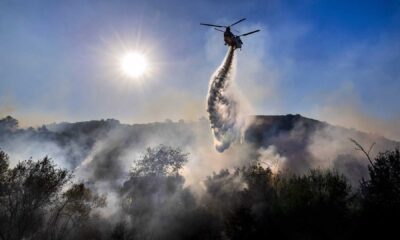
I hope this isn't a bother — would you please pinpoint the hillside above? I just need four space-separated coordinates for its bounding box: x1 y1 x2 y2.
0 114 398 185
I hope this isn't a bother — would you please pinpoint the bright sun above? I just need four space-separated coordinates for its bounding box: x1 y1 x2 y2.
120 52 148 78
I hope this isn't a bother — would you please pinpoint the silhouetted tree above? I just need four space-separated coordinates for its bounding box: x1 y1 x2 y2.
202 166 353 240
361 148 400 207
0 151 106 240
3 143 400 240
274 169 352 239
121 145 220 240
203 166 276 239
0 116 18 132
42 183 106 240
357 148 400 238
111 222 130 240
0 153 70 240
131 145 188 177
0 151 8 182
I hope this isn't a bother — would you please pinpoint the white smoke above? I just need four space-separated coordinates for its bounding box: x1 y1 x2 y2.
206 47 246 152
257 145 287 174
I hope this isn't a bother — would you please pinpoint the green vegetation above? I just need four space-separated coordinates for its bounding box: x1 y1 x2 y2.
1 147 399 239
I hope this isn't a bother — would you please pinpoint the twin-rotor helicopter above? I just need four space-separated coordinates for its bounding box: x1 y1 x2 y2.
200 18 260 50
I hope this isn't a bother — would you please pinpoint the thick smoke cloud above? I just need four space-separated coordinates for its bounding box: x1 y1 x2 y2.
207 47 243 152
2 113 398 193
1 114 399 239
244 114 399 185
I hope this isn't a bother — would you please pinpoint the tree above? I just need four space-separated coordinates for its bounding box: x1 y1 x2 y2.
0 151 106 240
202 165 353 239
275 169 352 239
131 145 188 177
0 151 8 182
122 145 190 239
0 116 18 132
43 183 106 240
361 148 400 207
357 148 400 238
202 165 276 240
120 145 219 240
111 222 130 240
0 154 70 240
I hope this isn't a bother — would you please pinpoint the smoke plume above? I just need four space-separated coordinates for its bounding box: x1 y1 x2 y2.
207 47 243 152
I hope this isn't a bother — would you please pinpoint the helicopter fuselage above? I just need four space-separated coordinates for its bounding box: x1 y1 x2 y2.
200 18 259 50
223 29 243 50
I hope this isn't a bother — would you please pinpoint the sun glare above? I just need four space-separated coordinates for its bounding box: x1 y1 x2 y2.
120 52 148 78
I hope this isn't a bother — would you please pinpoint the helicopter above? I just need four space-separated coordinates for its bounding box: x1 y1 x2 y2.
200 18 260 50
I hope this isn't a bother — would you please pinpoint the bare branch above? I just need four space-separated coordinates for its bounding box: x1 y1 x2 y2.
349 138 375 166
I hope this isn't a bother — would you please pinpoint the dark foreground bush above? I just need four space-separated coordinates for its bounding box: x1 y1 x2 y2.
1 147 400 240
356 148 400 238
0 151 105 240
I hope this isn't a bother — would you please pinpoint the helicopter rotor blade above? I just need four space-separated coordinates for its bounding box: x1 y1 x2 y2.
200 23 226 28
214 28 225 32
239 29 260 37
230 18 246 27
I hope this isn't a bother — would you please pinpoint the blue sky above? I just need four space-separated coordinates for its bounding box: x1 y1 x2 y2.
0 0 399 137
